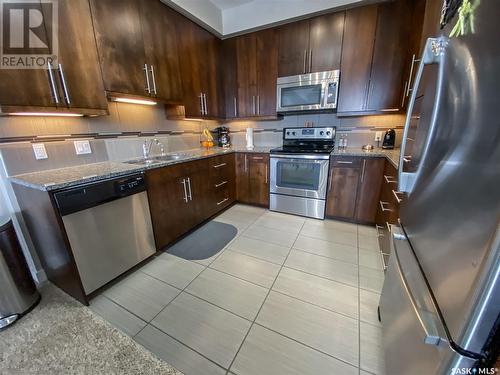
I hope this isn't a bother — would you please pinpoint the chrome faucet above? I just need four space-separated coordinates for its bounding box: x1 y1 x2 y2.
142 138 166 159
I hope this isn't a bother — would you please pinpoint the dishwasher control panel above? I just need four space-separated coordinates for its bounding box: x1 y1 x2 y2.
115 176 145 195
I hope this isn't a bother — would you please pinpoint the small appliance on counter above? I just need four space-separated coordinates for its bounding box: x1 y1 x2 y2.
213 126 231 148
269 127 336 219
382 129 396 149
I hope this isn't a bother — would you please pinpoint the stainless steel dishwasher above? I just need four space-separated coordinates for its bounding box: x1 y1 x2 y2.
53 174 155 295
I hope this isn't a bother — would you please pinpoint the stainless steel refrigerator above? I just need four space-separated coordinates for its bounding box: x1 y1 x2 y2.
379 2 500 374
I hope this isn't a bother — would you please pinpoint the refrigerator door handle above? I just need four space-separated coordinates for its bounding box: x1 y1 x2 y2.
392 231 445 346
399 37 448 194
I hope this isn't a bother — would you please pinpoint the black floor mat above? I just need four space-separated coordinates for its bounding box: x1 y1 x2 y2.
166 221 238 260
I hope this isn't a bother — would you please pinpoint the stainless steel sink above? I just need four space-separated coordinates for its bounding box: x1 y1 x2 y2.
124 154 184 166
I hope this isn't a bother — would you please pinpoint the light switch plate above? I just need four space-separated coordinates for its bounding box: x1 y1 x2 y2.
32 143 48 160
74 140 92 155
375 131 383 142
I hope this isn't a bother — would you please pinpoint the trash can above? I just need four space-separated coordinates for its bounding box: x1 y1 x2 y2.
0 217 40 329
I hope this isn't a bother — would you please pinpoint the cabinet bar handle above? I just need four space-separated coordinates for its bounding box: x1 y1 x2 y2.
149 65 157 95
57 64 70 104
401 81 408 107
252 156 263 160
217 198 229 206
257 95 260 115
392 189 404 204
252 96 256 115
47 62 59 104
186 177 193 201
303 49 307 74
199 93 204 115
203 94 208 116
360 159 366 183
309 49 312 73
213 163 227 169
379 201 393 212
244 154 248 172
181 179 188 203
406 54 421 97
403 156 412 163
384 175 398 184
336 161 353 164
143 64 151 94
215 181 228 188
328 168 333 191
386 221 392 232
375 224 384 237
234 97 237 117
265 164 268 184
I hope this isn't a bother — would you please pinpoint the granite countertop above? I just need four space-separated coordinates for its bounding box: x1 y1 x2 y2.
10 147 273 192
10 146 399 192
331 147 400 169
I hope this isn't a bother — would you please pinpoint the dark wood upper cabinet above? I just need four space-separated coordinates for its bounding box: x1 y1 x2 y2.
222 38 238 119
140 0 183 103
225 28 278 119
176 16 222 119
0 0 107 114
308 12 345 73
278 13 344 77
235 33 258 118
278 20 310 77
90 0 147 97
256 28 279 117
337 5 378 114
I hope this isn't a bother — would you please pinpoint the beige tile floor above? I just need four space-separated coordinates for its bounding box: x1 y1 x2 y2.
90 204 386 375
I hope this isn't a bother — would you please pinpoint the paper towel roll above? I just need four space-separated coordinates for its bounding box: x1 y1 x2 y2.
245 128 254 150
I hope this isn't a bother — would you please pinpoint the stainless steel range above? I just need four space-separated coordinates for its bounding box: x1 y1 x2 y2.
270 127 335 219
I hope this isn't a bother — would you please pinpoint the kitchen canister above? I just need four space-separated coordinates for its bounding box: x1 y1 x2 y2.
245 128 254 150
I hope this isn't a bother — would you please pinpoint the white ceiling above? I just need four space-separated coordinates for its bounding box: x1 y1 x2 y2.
163 0 368 37
209 0 254 11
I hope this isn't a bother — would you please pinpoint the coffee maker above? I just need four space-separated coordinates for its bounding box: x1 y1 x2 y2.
382 129 396 149
214 127 231 148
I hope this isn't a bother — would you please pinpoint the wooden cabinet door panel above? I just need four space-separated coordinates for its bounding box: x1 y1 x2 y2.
236 153 250 203
256 29 278 117
326 167 360 219
366 0 411 111
308 12 345 73
222 39 238 119
203 32 222 118
141 0 183 103
278 20 310 77
236 34 257 118
145 166 193 249
90 0 147 96
52 0 108 110
0 1 55 108
247 153 269 207
338 5 378 113
355 158 385 223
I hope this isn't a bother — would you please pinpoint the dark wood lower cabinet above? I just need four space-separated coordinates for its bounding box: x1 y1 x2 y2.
326 156 385 224
236 153 269 207
146 154 236 250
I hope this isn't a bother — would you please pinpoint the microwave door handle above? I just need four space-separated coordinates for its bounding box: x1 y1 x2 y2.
321 82 328 108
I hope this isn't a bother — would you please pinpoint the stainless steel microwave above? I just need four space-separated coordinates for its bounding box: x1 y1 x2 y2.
276 70 340 113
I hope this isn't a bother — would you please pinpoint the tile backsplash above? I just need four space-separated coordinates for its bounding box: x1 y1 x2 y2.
0 102 405 176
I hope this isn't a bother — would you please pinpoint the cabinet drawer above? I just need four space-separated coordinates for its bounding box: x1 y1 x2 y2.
330 156 362 168
209 154 235 181
211 181 235 211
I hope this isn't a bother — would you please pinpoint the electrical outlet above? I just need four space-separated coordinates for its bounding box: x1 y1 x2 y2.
375 131 383 142
74 140 92 155
32 143 48 160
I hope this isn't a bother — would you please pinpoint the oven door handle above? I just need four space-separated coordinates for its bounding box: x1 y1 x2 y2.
271 154 330 160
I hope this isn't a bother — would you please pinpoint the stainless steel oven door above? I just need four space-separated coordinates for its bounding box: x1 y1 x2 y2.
270 154 330 199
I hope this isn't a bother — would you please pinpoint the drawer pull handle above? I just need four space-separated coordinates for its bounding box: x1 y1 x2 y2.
215 181 228 188
375 224 384 237
403 156 412 163
386 221 392 232
337 161 353 164
380 201 393 212
252 156 264 160
384 175 398 184
213 163 227 169
392 190 404 204
217 198 229 206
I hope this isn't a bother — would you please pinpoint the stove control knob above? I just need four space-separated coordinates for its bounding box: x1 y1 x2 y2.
319 131 324 136
292 131 296 136
286 131 290 136
326 131 331 136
